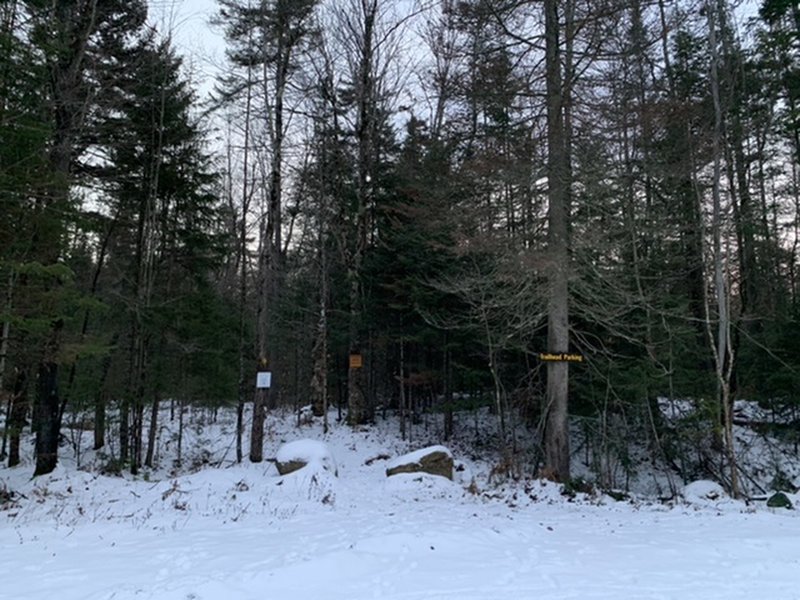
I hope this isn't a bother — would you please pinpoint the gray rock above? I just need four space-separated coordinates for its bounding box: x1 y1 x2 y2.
386 446 454 480
276 459 308 476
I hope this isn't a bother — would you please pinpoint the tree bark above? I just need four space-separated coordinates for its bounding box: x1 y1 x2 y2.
706 0 739 498
542 0 571 482
93 389 106 451
7 369 28 468
33 320 64 476
236 38 254 464
144 392 159 468
311 151 329 425
0 268 14 459
347 0 378 426
443 339 453 441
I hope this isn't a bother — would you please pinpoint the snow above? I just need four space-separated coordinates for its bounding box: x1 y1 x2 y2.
276 438 337 474
2 407 800 599
657 397 696 421
658 395 800 426
385 444 452 471
682 480 731 507
384 472 463 499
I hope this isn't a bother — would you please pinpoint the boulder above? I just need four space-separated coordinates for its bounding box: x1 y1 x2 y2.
767 492 793 509
386 445 453 480
682 480 726 504
275 439 337 476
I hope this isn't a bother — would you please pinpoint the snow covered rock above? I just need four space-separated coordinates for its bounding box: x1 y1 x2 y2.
386 445 453 480
682 480 727 504
275 439 337 476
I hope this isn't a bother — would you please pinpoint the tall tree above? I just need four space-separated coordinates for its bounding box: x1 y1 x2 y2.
217 0 319 460
328 0 407 425
98 35 230 472
542 0 572 482
25 0 105 476
705 0 738 496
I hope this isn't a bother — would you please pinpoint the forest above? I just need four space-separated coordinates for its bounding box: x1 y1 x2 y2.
1 0 799 498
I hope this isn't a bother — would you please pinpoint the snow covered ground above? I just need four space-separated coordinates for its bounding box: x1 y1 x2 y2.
2 407 799 599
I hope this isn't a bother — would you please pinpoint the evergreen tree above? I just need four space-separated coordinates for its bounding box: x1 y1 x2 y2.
16 0 151 476
97 38 232 472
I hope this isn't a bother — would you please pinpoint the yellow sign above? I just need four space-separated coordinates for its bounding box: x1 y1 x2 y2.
349 354 363 369
538 352 584 363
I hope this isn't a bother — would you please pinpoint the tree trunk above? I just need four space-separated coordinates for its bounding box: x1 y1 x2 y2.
542 0 571 482
347 1 377 427
706 0 739 498
0 269 12 397
236 56 253 464
120 397 129 463
0 268 14 459
250 316 269 462
251 226 272 461
144 392 159 468
399 337 406 440
33 320 64 476
347 271 367 425
93 389 106 451
7 369 28 467
176 396 185 468
443 339 453 441
251 17 293 461
310 191 329 424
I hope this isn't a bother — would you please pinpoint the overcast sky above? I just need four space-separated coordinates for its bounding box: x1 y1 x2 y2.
148 0 225 100
150 0 765 108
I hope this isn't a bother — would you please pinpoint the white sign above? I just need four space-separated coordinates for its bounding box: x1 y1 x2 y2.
256 371 272 389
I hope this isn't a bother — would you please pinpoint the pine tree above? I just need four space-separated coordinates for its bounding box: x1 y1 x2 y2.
97 37 231 473
20 0 151 476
